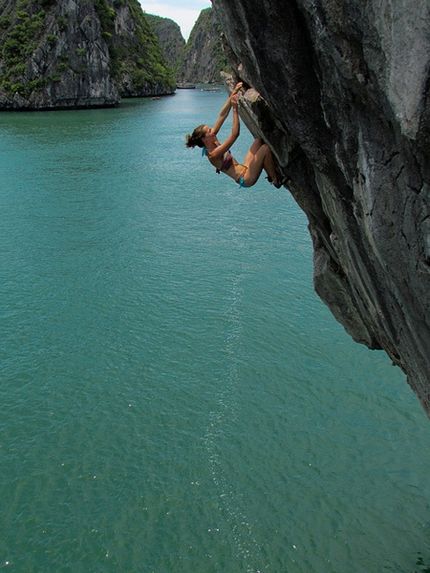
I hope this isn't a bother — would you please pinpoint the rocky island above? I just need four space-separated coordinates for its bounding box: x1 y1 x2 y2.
146 7 230 87
178 6 229 85
145 13 184 79
212 0 430 412
0 0 175 110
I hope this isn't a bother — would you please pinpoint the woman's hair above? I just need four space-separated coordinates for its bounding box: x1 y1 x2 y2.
185 125 206 148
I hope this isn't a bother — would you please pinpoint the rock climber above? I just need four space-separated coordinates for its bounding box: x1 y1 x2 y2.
185 82 283 188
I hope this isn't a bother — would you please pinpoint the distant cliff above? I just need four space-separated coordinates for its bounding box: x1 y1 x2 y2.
213 1 430 412
0 0 174 110
179 7 229 84
145 13 184 76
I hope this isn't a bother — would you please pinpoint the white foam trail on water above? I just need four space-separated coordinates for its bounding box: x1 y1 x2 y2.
203 262 266 573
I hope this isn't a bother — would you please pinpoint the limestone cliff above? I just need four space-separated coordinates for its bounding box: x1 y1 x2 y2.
109 1 174 98
0 0 174 110
212 1 430 411
145 13 184 77
179 6 229 84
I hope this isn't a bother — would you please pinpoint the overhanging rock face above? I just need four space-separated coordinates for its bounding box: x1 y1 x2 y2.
212 0 430 411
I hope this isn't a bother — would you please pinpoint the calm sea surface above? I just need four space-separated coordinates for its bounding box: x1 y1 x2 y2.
1 90 430 573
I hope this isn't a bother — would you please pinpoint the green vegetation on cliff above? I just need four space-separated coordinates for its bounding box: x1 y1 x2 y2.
96 0 175 92
145 13 185 76
179 7 229 84
0 0 49 96
0 0 174 108
136 6 230 86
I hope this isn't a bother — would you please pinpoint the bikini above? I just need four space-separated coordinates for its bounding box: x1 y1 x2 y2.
202 148 249 188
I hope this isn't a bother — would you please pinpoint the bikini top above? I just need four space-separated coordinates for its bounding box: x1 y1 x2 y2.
202 147 234 174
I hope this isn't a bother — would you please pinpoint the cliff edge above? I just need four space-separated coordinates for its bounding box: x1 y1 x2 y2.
212 1 430 411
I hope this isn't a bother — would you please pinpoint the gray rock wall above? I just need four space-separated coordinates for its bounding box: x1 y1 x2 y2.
0 0 118 109
212 0 430 411
179 7 228 84
0 0 174 110
145 13 185 75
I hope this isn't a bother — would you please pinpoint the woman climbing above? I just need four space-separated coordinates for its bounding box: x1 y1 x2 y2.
185 82 283 188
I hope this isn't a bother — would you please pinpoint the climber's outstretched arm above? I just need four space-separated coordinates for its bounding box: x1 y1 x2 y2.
209 96 240 159
212 82 243 135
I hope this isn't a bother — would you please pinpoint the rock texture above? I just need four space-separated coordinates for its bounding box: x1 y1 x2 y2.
0 0 174 110
212 0 430 411
179 6 229 84
145 13 185 76
109 1 174 98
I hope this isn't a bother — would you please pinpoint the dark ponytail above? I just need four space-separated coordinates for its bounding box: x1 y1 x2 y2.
185 125 206 148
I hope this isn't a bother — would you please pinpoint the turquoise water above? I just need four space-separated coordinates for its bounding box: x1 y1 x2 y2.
1 90 430 573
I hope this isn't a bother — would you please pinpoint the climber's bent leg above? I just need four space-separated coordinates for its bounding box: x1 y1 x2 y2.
242 143 277 186
243 138 264 167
